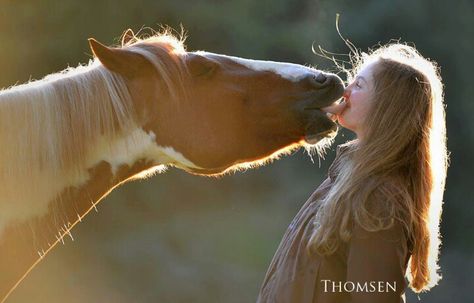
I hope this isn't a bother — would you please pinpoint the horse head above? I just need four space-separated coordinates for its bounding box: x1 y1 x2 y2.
89 30 344 175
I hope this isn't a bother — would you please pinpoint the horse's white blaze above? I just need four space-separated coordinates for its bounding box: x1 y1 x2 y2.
197 51 319 82
230 58 316 81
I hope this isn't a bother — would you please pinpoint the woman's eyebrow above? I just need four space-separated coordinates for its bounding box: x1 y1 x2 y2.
356 75 368 85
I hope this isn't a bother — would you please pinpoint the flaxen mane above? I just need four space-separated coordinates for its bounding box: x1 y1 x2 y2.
0 33 186 231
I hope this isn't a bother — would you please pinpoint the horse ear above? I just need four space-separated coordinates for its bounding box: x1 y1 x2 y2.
121 28 136 46
88 38 149 77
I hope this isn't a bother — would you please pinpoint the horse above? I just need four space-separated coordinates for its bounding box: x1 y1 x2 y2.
0 29 344 301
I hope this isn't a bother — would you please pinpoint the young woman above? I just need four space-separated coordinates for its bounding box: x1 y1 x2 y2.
257 43 448 303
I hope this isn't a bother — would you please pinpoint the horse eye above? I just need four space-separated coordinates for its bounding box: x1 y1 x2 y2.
242 94 251 105
187 54 219 78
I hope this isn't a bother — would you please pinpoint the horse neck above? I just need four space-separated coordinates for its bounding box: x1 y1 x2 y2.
0 61 140 228
0 62 174 300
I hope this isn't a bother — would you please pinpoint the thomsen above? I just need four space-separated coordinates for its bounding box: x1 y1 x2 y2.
320 280 397 293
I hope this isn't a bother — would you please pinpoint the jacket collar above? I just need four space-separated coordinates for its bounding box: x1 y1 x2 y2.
328 144 351 180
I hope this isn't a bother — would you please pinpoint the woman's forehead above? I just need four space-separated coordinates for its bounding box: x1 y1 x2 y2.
356 61 379 80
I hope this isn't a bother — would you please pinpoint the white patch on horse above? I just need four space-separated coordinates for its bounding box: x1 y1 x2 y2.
90 128 202 175
0 169 89 235
0 127 200 235
196 51 319 82
0 59 136 234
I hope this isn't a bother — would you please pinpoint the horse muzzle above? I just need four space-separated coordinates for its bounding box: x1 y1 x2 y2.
298 73 344 144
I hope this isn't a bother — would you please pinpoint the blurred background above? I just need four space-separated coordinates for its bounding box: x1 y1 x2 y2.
0 0 472 302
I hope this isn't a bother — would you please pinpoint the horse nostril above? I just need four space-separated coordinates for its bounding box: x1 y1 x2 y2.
314 73 327 84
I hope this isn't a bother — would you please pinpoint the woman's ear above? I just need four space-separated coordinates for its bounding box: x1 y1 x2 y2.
88 38 150 77
186 53 219 78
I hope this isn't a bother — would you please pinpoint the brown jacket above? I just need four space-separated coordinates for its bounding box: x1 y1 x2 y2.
257 145 412 303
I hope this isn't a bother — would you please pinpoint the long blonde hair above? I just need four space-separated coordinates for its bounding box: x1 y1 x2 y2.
308 44 448 293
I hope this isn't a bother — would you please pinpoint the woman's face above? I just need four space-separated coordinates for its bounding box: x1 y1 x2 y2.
337 62 377 139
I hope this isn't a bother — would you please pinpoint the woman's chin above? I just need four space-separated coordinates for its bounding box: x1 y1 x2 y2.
336 114 353 129
336 117 346 129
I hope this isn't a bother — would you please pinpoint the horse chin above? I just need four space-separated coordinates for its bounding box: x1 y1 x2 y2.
304 109 338 144
304 125 338 145
302 127 337 159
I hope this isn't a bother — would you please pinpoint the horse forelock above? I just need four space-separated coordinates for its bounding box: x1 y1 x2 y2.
125 33 189 103
121 29 187 53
